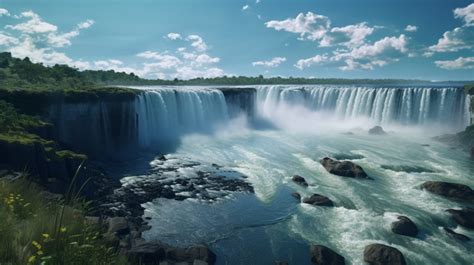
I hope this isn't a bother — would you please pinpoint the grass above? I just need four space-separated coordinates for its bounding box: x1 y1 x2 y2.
0 175 128 265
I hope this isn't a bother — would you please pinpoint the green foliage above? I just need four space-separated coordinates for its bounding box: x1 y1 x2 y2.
0 178 128 265
0 100 48 134
464 84 474 95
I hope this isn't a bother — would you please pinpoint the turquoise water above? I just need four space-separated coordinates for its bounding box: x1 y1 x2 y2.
141 125 474 264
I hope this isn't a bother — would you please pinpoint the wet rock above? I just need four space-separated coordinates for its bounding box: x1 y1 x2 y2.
320 157 368 179
446 208 474 229
443 227 470 241
292 175 308 187
391 216 418 237
368 126 386 135
421 181 474 201
127 243 166 264
363 244 406 265
310 245 345 265
166 245 216 264
303 194 334 207
291 192 301 202
471 147 474 160
275 261 289 265
107 217 129 235
158 154 167 161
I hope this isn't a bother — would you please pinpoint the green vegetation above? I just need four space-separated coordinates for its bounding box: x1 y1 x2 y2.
0 177 127 265
464 83 474 95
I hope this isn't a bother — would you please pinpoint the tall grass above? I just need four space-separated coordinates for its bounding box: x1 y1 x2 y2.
0 173 128 265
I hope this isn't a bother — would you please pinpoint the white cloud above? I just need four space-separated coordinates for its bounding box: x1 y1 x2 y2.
47 20 95 48
78 19 95 29
265 12 330 41
0 32 19 46
186 34 208 52
166 32 182 40
295 34 408 70
7 11 57 33
256 0 261 3
454 3 474 26
435 56 474 70
324 22 374 48
195 54 220 64
428 26 473 52
0 8 10 17
295 54 328 69
405 25 418 32
252 57 286 67
242 5 249 11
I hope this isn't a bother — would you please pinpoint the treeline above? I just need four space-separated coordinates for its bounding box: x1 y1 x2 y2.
1 52 470 91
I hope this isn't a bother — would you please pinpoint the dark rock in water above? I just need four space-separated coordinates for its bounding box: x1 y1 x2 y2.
303 194 334 207
275 261 289 265
446 208 474 229
342 131 354 135
166 245 216 264
382 165 435 173
421 181 474 201
391 216 418 237
471 147 474 160
292 192 301 202
421 144 430 147
332 153 365 160
158 154 166 161
368 126 386 135
320 157 368 179
127 243 166 264
363 244 406 265
292 175 308 187
310 245 345 265
443 227 471 241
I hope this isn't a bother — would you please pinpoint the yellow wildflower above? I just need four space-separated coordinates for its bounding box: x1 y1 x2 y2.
32 241 42 250
37 250 44 255
27 255 36 264
41 233 49 239
60 227 67 233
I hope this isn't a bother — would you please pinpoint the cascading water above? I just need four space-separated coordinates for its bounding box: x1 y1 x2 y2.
134 87 229 147
257 85 470 130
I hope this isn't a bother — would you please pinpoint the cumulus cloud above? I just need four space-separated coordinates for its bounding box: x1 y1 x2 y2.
428 3 474 57
186 35 208 52
166 32 182 40
428 26 473 53
296 34 408 70
0 10 95 67
252 57 286 67
266 12 331 42
0 8 10 17
242 5 249 11
405 25 418 32
295 54 328 69
435 56 474 70
454 3 474 26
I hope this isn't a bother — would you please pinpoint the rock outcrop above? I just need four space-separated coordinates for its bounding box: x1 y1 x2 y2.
421 181 474 201
303 194 334 207
310 245 345 265
292 175 308 187
320 157 368 179
368 126 386 135
391 216 418 237
443 227 471 241
446 208 474 229
363 244 406 265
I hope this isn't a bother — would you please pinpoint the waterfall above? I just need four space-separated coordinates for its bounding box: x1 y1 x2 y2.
256 85 470 130
134 87 229 147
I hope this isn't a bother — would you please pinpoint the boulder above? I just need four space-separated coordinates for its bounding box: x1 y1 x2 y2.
291 192 301 202
368 126 386 135
107 217 129 235
443 227 471 241
303 194 334 207
310 245 345 265
166 245 216 264
127 243 166 264
363 244 406 265
275 262 289 265
391 216 418 237
421 181 474 201
446 208 474 229
292 175 308 187
320 157 368 179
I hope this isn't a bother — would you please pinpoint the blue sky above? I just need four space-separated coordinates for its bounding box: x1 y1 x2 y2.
0 0 473 80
